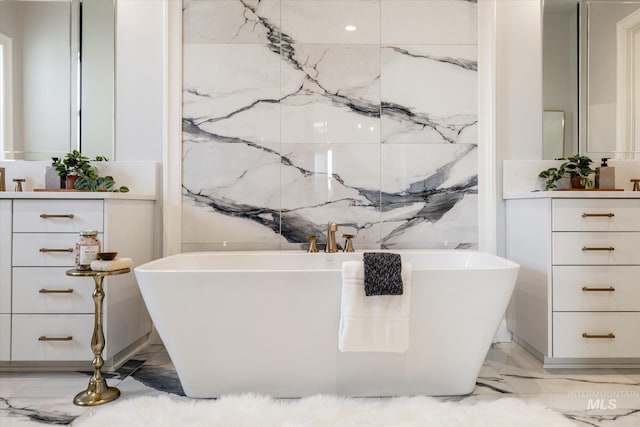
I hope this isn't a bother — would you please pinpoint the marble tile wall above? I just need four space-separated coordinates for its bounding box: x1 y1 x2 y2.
181 0 478 251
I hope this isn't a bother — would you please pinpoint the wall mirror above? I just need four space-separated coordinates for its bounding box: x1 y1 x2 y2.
544 0 640 158
583 0 640 157
0 0 114 162
543 110 566 159
543 0 579 159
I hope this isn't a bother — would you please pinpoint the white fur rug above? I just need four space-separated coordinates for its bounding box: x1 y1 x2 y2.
73 394 576 427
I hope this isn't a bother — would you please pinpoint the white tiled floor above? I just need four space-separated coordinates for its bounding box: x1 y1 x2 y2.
1 342 640 426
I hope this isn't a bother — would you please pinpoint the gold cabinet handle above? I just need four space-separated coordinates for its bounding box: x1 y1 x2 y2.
38 336 73 341
39 288 74 294
39 248 74 253
40 214 75 219
582 333 615 339
582 286 615 292
582 213 614 218
582 246 615 251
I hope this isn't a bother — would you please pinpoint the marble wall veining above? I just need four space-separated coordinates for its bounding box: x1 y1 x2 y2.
181 0 478 251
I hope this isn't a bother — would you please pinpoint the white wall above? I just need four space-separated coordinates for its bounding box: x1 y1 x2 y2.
495 0 543 256
115 0 164 163
496 0 543 161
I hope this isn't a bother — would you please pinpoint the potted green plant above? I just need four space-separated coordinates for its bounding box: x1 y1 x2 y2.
74 165 129 193
55 151 129 192
54 150 91 189
538 154 596 190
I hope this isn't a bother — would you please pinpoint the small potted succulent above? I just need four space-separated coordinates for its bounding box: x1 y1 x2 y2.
55 151 129 192
538 154 596 190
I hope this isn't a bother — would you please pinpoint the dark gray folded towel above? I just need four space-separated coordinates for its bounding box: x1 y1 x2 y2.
363 252 403 296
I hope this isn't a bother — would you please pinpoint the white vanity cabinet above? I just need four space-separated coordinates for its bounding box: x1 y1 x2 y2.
0 195 155 370
506 195 640 367
0 200 11 360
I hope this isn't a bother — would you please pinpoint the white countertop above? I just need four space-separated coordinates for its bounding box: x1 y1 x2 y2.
0 161 160 197
0 191 156 200
504 191 640 200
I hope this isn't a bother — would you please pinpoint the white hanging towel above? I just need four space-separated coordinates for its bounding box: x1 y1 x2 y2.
339 260 412 353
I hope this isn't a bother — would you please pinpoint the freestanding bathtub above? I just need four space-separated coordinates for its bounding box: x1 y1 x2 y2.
135 250 519 398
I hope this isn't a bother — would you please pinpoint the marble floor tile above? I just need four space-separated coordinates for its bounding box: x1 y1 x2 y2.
474 363 515 395
485 343 640 396
0 373 91 398
1 341 640 426
503 374 640 396
516 394 640 426
1 397 83 426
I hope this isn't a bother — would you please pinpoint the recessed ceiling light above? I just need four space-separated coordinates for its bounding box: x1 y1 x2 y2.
345 25 357 32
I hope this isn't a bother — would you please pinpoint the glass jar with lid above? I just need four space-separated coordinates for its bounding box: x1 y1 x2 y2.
75 230 101 270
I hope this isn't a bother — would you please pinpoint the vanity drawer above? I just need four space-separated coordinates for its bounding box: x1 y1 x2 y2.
552 232 640 265
12 233 103 267
11 314 93 361
13 233 78 266
553 266 640 311
552 199 640 232
13 200 103 233
12 267 93 314
553 312 640 358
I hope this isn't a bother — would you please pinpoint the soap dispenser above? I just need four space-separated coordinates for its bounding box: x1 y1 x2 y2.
596 158 615 190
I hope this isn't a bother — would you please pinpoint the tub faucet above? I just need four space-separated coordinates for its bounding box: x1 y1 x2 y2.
306 234 319 253
13 178 25 192
342 234 355 252
326 222 338 253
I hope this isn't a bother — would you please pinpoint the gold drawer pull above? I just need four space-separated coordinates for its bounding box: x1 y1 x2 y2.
581 213 614 218
582 286 615 292
582 333 615 339
39 288 74 294
39 248 74 253
38 336 73 342
40 214 75 219
582 246 615 251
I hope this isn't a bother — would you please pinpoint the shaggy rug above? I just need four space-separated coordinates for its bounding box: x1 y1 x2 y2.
72 394 576 427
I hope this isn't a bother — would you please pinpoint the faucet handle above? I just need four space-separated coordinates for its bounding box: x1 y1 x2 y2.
307 235 319 253
342 234 355 252
13 178 25 192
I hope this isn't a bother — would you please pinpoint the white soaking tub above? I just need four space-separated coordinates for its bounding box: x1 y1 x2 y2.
135 250 519 398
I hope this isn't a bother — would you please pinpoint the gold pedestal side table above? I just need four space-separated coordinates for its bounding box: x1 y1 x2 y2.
65 267 130 406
